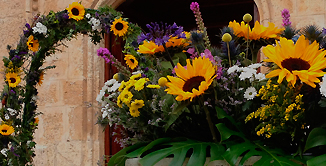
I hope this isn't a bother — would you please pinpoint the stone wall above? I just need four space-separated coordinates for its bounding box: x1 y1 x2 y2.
0 0 324 165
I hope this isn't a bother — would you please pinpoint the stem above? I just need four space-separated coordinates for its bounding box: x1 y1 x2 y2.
245 23 250 59
162 44 175 67
200 97 218 142
227 42 232 67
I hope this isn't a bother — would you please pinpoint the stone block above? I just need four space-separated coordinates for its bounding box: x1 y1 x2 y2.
297 0 324 16
55 140 84 166
38 79 60 106
63 79 84 105
33 144 57 166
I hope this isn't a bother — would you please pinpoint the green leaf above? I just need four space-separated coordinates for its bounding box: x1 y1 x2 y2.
138 138 172 155
138 138 225 166
307 154 326 166
107 142 147 166
164 101 190 131
216 123 244 142
161 57 180 70
304 127 326 152
173 52 187 66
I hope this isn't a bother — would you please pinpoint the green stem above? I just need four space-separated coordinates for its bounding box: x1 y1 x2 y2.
200 97 218 143
227 42 232 67
245 23 250 59
162 44 175 67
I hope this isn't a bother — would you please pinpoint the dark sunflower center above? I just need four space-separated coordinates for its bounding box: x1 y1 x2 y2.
71 8 79 16
2 130 7 133
115 23 124 30
130 59 134 63
281 58 310 72
10 78 16 83
29 43 33 47
183 76 205 92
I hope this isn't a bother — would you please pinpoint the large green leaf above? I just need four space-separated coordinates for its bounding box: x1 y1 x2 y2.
307 154 326 166
107 142 147 166
138 138 225 166
216 123 245 142
164 101 190 131
304 127 326 152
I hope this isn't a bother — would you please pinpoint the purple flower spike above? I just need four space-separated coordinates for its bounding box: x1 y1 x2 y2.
25 23 31 29
190 2 199 11
281 8 291 27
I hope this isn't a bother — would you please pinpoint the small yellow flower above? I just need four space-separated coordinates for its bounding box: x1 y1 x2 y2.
243 13 252 22
134 78 148 91
113 73 119 80
35 117 39 124
147 84 160 89
38 71 44 86
0 124 14 136
130 73 142 80
158 77 168 87
131 99 144 109
222 33 232 42
129 107 140 117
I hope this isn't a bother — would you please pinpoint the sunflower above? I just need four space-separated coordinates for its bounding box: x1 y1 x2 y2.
137 41 164 54
66 2 85 21
124 54 138 70
6 72 21 88
110 17 129 37
38 71 44 86
263 35 326 88
26 35 39 52
165 36 189 48
0 124 14 136
165 57 216 101
228 20 283 40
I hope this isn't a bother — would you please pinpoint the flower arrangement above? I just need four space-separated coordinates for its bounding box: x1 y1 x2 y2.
96 3 326 166
0 2 141 165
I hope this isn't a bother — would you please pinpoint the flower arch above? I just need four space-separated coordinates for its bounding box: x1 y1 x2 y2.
0 2 140 165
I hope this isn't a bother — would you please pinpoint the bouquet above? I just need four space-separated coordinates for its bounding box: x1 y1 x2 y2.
96 2 326 166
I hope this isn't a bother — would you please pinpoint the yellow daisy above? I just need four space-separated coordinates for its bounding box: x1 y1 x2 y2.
263 35 326 88
124 54 138 70
0 124 14 136
26 35 39 52
165 57 216 101
147 84 161 89
228 20 283 40
131 99 145 109
6 72 21 88
137 41 164 54
111 17 129 37
130 73 142 80
134 78 149 91
66 2 85 21
129 107 140 117
120 90 133 105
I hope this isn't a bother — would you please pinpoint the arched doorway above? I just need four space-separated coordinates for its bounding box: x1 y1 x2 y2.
104 0 258 158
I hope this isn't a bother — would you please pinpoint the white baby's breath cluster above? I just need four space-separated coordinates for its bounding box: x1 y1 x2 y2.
320 74 326 97
88 17 101 31
227 63 265 82
32 22 47 35
96 78 121 107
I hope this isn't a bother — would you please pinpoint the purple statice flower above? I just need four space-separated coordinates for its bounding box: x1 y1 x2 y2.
11 55 21 61
137 22 185 46
190 2 199 12
10 146 20 157
97 47 114 64
281 9 291 27
141 73 147 78
25 23 31 29
9 89 15 95
187 48 199 59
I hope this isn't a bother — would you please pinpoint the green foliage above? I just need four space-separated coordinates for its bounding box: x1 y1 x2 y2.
108 137 225 166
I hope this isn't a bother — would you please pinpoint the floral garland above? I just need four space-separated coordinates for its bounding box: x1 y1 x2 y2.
0 2 141 165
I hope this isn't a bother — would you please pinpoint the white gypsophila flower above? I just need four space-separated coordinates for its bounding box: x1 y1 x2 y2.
96 90 105 102
85 13 91 19
244 87 257 100
32 22 47 35
255 73 266 81
248 63 262 69
227 65 240 74
7 108 17 116
320 75 326 97
1 148 8 157
88 18 101 31
4 114 9 120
